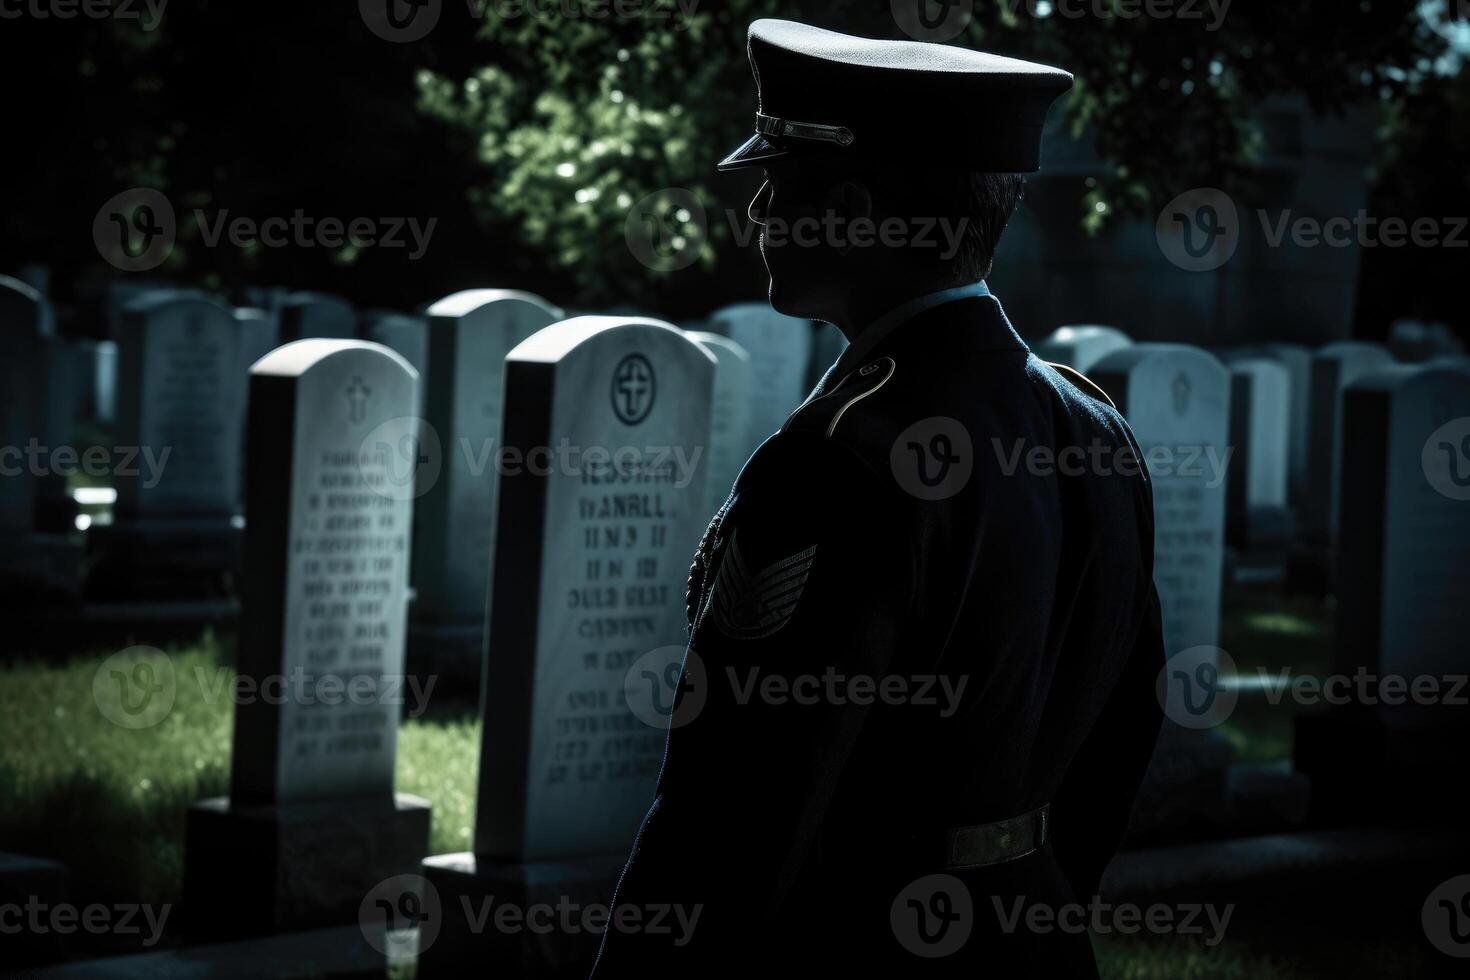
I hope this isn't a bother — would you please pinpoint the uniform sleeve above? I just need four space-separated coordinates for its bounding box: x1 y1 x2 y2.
592 434 917 976
1048 564 1166 898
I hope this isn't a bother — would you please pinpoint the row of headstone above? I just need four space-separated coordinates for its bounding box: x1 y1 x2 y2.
0 276 82 606
1042 330 1236 836
175 313 720 975
81 286 411 599
1295 359 1470 819
1037 323 1464 571
1040 321 1470 833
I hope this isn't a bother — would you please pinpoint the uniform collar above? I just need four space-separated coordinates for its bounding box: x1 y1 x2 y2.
815 281 995 395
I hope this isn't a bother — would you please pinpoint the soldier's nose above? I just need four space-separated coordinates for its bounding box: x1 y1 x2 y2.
748 180 771 227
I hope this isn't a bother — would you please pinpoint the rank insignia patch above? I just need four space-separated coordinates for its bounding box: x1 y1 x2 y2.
708 531 817 640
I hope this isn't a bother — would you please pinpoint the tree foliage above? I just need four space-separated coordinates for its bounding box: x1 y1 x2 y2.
417 0 1449 307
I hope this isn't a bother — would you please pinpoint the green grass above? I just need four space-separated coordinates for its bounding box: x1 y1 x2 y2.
0 637 479 913
1094 932 1435 979
1216 593 1333 764
3 598 1436 976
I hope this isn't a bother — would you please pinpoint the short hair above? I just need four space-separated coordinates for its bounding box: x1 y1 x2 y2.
858 166 1025 281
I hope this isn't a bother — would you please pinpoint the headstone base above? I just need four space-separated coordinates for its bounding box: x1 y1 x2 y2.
183 793 431 942
1126 726 1236 844
84 519 241 600
1232 505 1294 549
1284 543 1332 595
1295 709 1470 825
406 621 483 690
0 853 69 969
0 532 83 607
417 851 626 979
35 479 81 534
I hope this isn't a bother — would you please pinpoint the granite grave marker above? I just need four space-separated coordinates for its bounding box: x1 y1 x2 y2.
279 291 357 341
409 290 562 681
708 302 812 447
1036 324 1133 374
1303 341 1394 547
1227 358 1291 545
420 316 713 977
687 330 753 519
184 338 430 937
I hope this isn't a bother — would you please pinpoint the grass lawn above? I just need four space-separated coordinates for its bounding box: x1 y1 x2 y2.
2 596 1439 976
0 636 479 916
1216 591 1333 764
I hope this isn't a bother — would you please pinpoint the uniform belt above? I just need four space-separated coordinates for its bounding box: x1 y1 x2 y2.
921 803 1050 871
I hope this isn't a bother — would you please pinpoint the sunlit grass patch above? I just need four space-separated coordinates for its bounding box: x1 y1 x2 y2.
0 638 480 913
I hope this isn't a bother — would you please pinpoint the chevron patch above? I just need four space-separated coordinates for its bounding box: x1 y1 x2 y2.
708 531 817 640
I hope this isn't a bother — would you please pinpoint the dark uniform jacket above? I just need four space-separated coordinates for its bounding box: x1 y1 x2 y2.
593 292 1164 978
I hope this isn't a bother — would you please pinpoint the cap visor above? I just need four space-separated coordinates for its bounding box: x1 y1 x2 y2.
717 132 792 172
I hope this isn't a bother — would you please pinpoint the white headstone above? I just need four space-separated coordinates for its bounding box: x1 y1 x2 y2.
1303 341 1394 545
230 339 419 803
1335 364 1470 722
0 277 48 532
114 294 240 520
708 303 813 447
279 292 356 341
1227 358 1291 541
1092 345 1230 658
1224 343 1311 508
687 331 753 519
1035 324 1133 374
363 310 429 420
411 290 561 636
475 316 713 861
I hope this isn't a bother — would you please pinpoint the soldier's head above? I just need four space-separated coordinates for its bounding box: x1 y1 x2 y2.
747 160 1025 323
719 20 1071 327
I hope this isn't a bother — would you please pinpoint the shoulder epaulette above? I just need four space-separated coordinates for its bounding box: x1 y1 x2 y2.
1046 361 1115 409
782 356 897 439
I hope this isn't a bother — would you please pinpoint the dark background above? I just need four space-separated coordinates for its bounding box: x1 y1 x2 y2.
1 0 1466 343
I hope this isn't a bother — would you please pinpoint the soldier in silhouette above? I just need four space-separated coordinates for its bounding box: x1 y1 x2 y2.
596 19 1163 978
